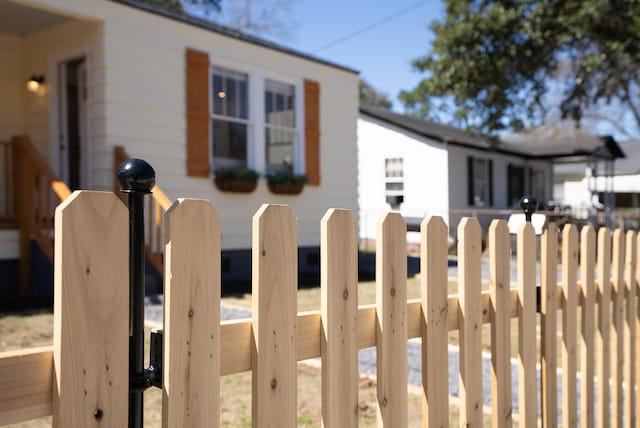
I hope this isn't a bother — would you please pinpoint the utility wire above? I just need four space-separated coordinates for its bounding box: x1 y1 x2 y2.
311 0 430 53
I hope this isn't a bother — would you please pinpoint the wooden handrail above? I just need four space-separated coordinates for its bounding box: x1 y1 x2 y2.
114 145 172 275
10 135 72 296
0 140 17 227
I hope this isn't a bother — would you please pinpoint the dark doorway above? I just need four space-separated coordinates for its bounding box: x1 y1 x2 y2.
58 57 86 190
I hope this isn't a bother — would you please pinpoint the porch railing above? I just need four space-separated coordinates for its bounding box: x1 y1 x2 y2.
6 135 72 296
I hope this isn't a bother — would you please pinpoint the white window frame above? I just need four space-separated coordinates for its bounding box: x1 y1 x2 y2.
384 157 404 208
208 64 304 176
264 78 298 175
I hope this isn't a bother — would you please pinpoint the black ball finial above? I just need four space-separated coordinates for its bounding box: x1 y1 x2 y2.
519 195 538 222
118 158 155 194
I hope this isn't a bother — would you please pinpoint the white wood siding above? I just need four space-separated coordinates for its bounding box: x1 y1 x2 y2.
357 116 449 243
23 0 358 250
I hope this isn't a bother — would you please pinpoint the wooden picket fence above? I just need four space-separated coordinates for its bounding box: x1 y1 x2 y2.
0 190 639 427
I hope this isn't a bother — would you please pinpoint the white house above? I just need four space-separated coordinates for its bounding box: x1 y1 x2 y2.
358 106 560 245
0 0 359 298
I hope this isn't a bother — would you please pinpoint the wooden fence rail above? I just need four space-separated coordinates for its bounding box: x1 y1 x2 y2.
0 190 639 427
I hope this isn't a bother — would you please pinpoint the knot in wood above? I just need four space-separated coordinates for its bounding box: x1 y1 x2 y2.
390 288 396 297
343 289 349 300
94 409 103 421
188 309 194 318
271 378 277 389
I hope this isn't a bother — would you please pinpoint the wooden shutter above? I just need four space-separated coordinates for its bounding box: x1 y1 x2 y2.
186 48 210 177
304 79 320 185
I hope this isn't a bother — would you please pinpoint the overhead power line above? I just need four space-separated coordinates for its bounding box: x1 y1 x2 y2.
312 0 430 53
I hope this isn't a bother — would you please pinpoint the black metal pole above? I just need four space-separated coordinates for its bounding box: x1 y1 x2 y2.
519 195 540 312
118 159 155 428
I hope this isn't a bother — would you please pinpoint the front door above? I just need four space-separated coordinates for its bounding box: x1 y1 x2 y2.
58 57 87 191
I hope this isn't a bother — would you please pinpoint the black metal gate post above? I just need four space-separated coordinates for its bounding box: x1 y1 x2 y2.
519 195 541 312
118 158 157 428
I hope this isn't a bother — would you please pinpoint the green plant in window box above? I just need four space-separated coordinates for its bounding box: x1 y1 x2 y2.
214 168 259 193
267 173 308 195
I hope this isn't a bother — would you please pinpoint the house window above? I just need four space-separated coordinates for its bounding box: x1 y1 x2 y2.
467 156 493 207
385 158 404 208
211 67 249 170
265 79 296 174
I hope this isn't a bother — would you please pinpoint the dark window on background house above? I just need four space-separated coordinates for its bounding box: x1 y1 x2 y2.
507 164 525 207
211 67 249 170
467 156 493 207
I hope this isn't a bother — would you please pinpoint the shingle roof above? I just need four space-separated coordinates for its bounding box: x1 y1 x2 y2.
360 105 625 161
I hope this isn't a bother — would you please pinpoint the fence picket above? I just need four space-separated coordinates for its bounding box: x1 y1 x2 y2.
562 225 578 428
53 191 128 428
251 204 297 428
421 216 449 427
611 229 624 428
320 209 358 428
375 213 408 427
163 199 221 427
636 233 640 427
580 225 596 428
596 227 611 428
541 223 558 427
488 219 512 427
458 217 482 427
623 231 636 428
517 222 537 427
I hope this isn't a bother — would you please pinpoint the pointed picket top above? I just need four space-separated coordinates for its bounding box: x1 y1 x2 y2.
53 191 128 428
320 208 358 428
251 203 297 428
488 219 512 427
375 211 407 427
163 198 221 428
457 216 483 427
420 215 449 428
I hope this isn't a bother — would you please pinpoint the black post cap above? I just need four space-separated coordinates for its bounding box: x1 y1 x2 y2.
118 159 155 194
519 195 538 222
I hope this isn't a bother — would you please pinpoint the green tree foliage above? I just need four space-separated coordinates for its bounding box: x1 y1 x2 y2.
400 0 640 136
359 79 393 109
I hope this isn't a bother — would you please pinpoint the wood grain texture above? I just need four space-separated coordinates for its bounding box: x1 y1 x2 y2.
420 216 448 428
610 229 624 428
457 217 483 427
163 199 221 427
596 228 611 428
320 209 358 428
375 212 408 427
636 234 640 428
517 222 536 427
0 347 53 425
53 191 128 428
541 223 558 427
623 231 636 428
561 224 578 428
488 220 512 427
580 226 596 428
251 204 297 428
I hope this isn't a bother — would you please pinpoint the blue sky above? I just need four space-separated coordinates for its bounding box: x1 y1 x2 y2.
285 0 446 111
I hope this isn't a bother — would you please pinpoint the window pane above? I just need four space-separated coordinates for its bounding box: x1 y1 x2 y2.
385 182 404 191
265 79 295 127
212 67 248 120
213 74 224 115
212 119 247 170
266 127 295 174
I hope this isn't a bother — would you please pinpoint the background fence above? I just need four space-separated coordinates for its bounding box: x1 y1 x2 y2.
0 190 638 427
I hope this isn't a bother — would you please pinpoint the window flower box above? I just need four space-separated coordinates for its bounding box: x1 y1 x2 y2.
267 173 308 195
214 169 259 193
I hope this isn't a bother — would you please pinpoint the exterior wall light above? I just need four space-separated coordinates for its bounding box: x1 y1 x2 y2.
27 75 45 92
